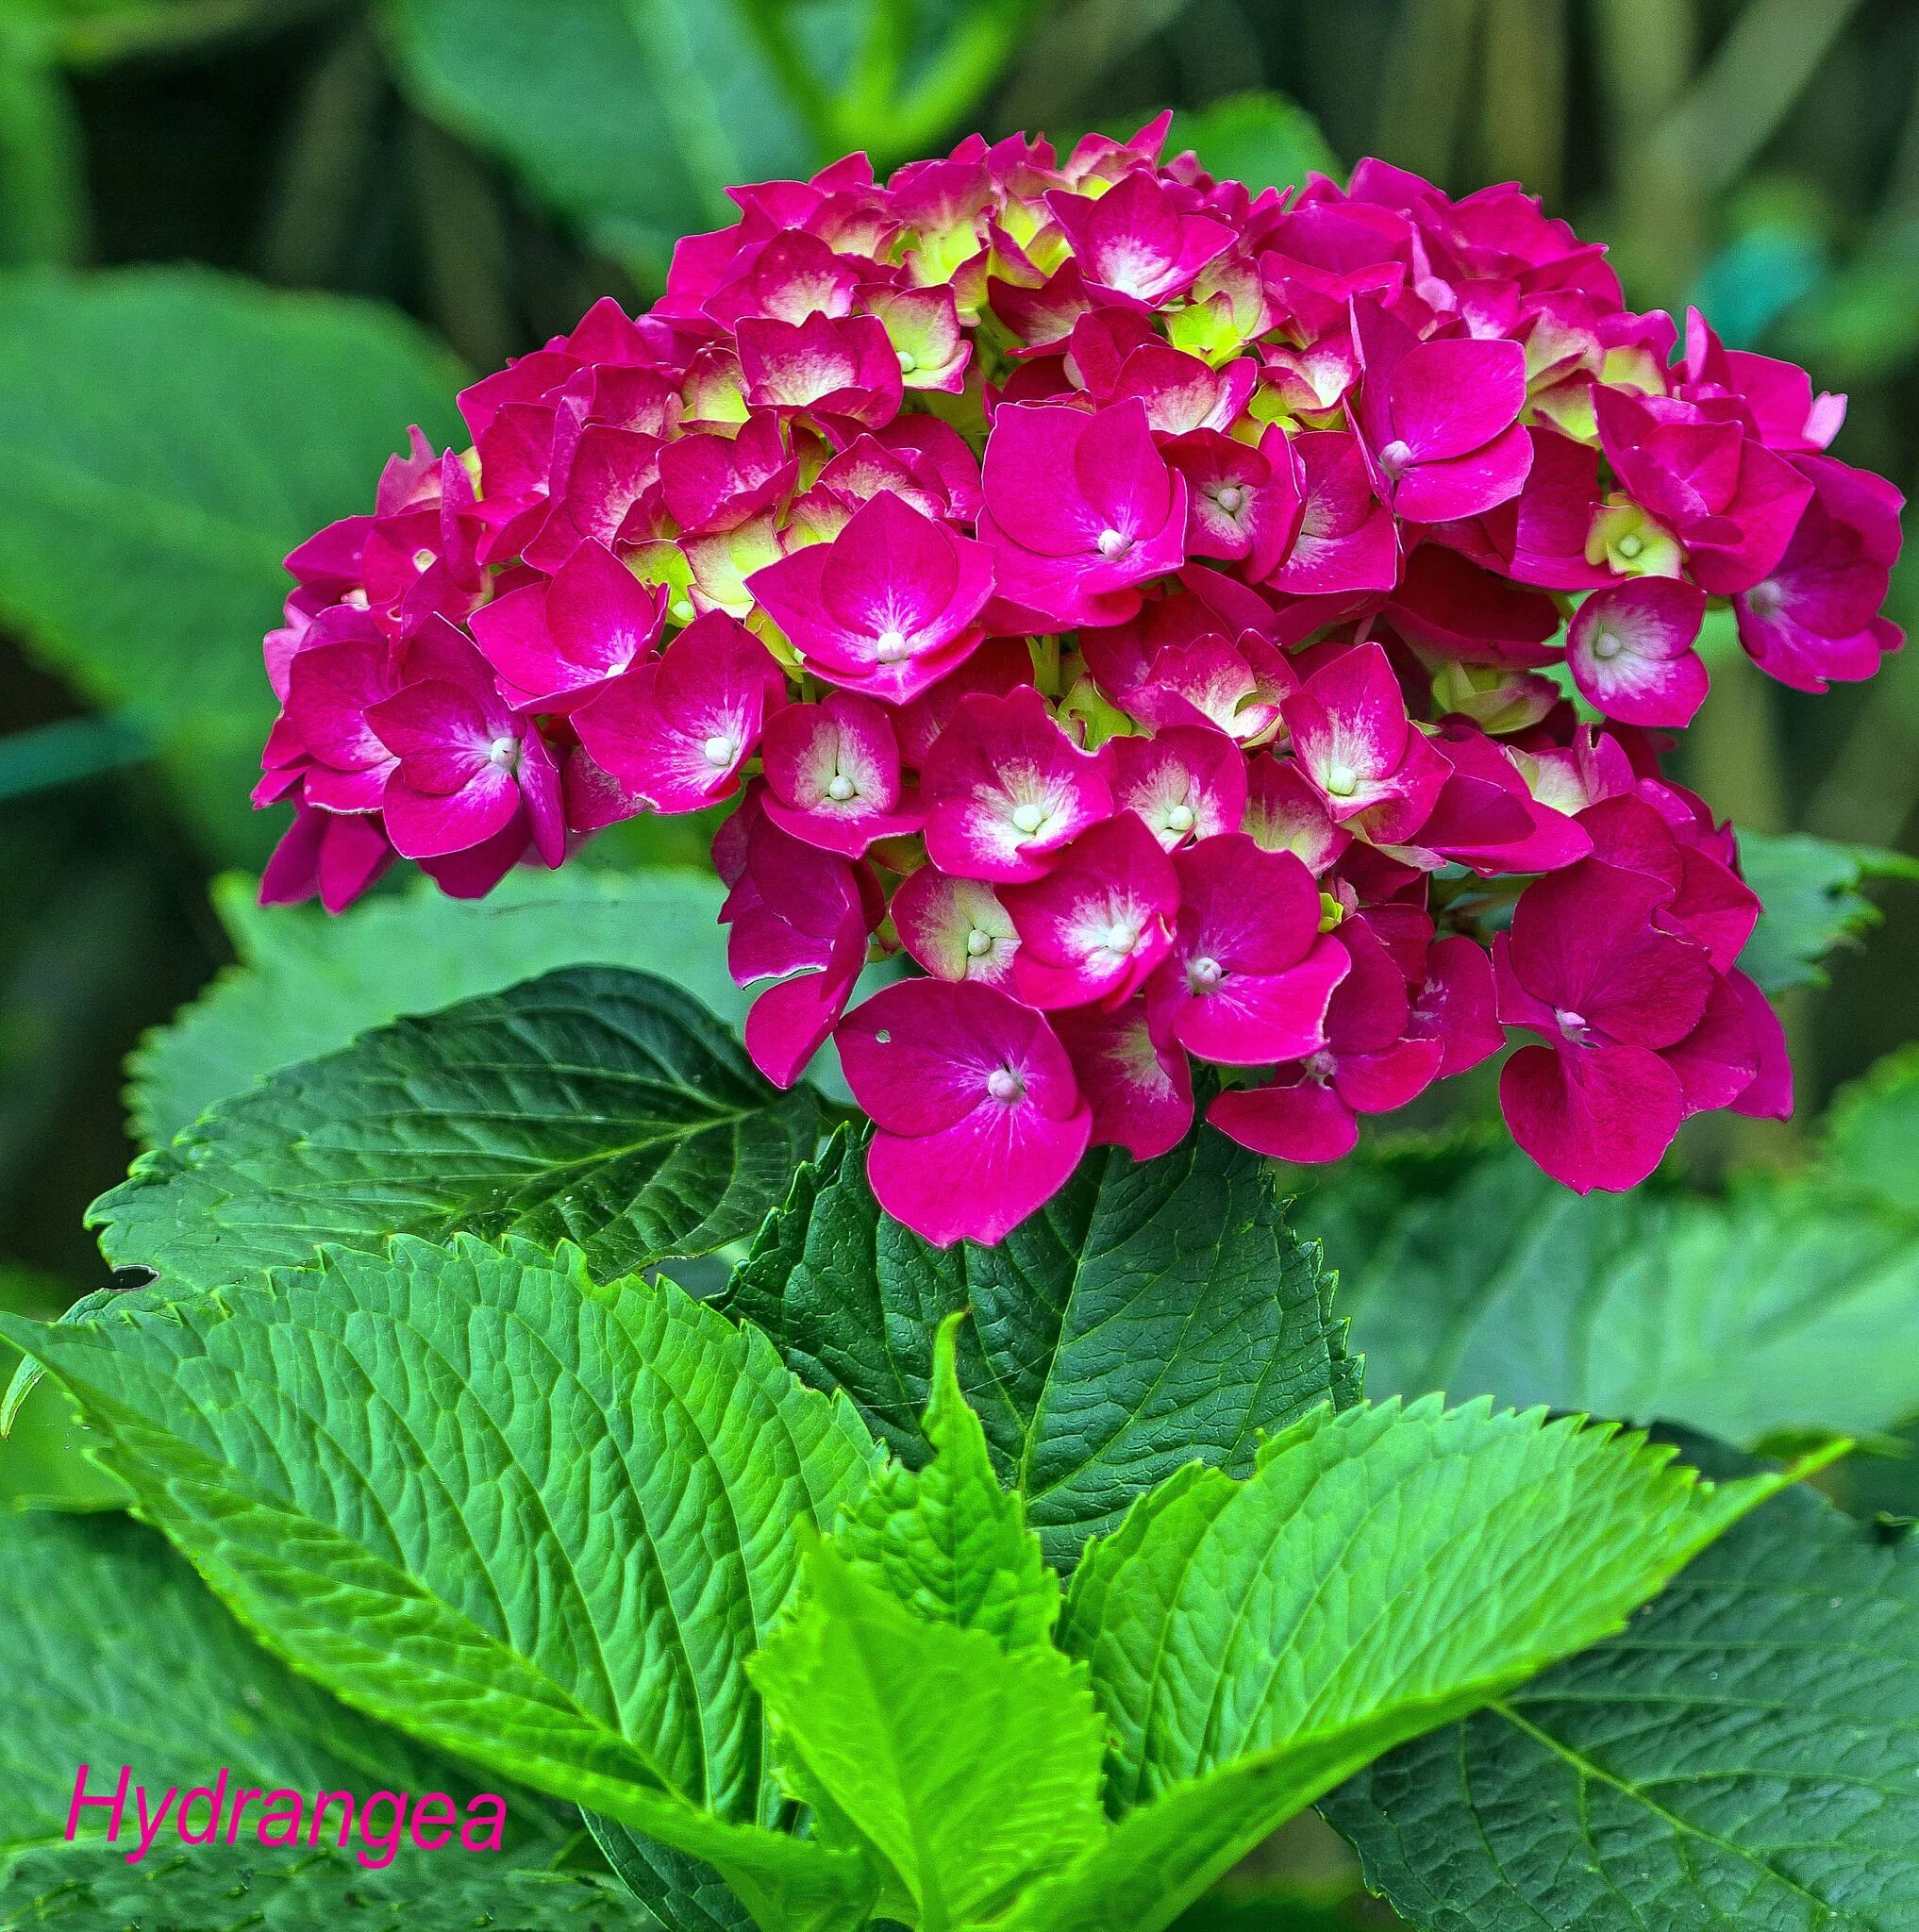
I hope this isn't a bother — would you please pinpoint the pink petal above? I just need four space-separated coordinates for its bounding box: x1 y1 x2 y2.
1210 1075 1358 1164
1054 999 1193 1159
1567 578 1710 727
865 1096 1093 1247
1500 1039 1685 1192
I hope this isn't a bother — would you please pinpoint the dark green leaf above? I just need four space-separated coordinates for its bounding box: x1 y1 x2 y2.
1326 1481 1919 1931
582 1816 753 1932
0 268 463 859
129 869 740 1149
93 966 826 1292
728 1124 1357 1565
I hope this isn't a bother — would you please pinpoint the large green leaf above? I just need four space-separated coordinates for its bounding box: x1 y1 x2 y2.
994 1402 1802 1932
0 267 463 859
1293 1111 1919 1446
1822 1041 1919 1217
0 1238 881 1928
1737 827 1919 994
728 1124 1356 1565
750 1541 1108 1931
1325 1480 1919 1931
130 869 740 1148
0 1510 625 1926
93 966 826 1293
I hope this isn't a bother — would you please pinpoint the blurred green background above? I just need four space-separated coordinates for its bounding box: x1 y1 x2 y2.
0 3 1914 1917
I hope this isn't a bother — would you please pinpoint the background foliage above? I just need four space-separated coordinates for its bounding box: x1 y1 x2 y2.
1 0 1917 1923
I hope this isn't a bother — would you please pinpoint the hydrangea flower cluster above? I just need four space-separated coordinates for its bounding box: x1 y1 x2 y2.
255 118 1904 1246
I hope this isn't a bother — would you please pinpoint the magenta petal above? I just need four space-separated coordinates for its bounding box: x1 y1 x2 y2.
1500 1039 1684 1192
381 764 521 859
1334 1034 1445 1114
1390 421 1535 525
1210 1076 1358 1164
1567 578 1710 727
517 724 567 869
865 1096 1093 1247
1165 931 1350 1065
1388 336 1527 462
1053 999 1193 1159
1726 969 1794 1121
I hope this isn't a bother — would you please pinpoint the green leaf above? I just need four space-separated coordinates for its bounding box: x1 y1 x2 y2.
728 1124 1357 1565
834 1314 1060 1651
1325 1480 1919 1931
130 868 741 1148
0 1237 880 1928
0 1266 124 1507
0 1852 664 1930
383 0 819 282
1737 827 1919 994
1293 1122 1919 1447
1174 91 1340 193
0 1509 558 1858
0 267 464 860
1821 1041 1919 1218
1001 1401 1801 1932
92 966 826 1293
748 1540 1109 1930
582 1815 755 1932
0 1510 628 1927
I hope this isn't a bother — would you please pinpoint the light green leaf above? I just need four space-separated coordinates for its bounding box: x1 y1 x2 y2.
382 0 818 281
729 1124 1356 1565
1002 1401 1802 1932
0 1265 123 1507
1737 827 1919 994
834 1314 1059 1652
1325 1479 1919 1931
92 966 826 1293
1175 90 1339 192
748 1540 1108 1931
0 1237 880 1928
0 267 463 859
130 868 740 1148
1292 1115 1919 1447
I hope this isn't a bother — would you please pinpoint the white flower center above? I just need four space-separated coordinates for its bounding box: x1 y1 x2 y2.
986 1067 1025 1104
702 733 738 768
1555 1007 1589 1041
896 349 918 374
826 774 857 802
1378 438 1414 476
1747 580 1783 617
411 546 437 574
1104 920 1141 957
1592 629 1625 661
1305 1050 1337 1081
1010 802 1047 835
876 628 909 662
1165 802 1195 834
1616 533 1643 559
486 734 519 771
1095 526 1132 561
1215 484 1245 515
671 597 695 623
965 928 994 958
1190 955 1224 992
1324 761 1358 798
